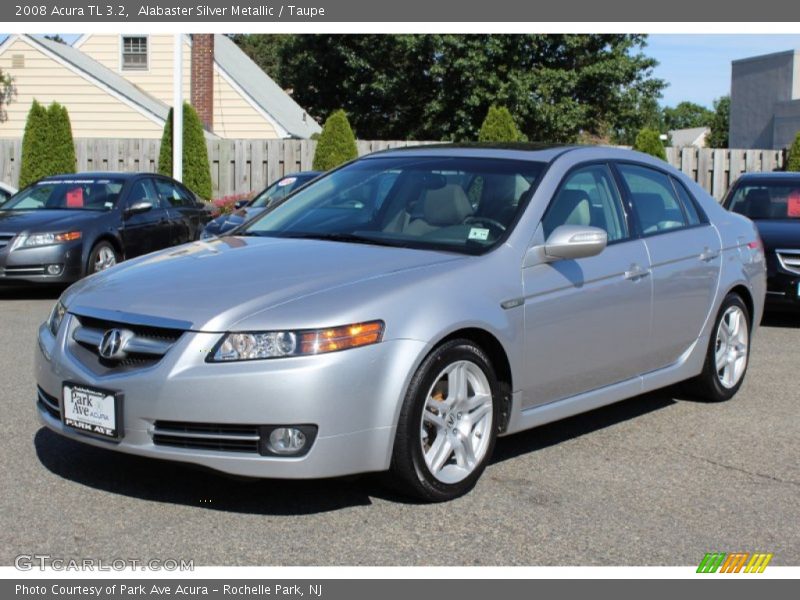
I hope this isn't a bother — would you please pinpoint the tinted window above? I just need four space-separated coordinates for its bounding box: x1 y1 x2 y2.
250 175 315 208
619 164 687 234
726 181 800 220
3 178 124 211
543 164 628 242
156 179 193 207
127 178 159 206
242 157 544 255
671 178 703 225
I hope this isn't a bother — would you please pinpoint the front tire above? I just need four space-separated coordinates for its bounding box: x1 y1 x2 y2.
684 293 751 402
87 241 119 275
389 339 500 502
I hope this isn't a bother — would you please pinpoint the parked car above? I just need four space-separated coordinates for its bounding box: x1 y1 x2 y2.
722 172 800 310
1 172 210 284
36 146 765 502
201 172 322 239
0 181 16 206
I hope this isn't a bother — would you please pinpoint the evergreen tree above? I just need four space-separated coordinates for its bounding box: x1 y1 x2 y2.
633 128 667 160
478 106 525 142
158 103 213 200
312 110 358 170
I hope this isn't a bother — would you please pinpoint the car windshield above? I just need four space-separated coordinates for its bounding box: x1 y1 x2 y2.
250 175 315 208
241 156 544 254
727 181 800 220
2 178 125 211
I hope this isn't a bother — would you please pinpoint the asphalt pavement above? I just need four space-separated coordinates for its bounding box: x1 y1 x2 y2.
1 286 798 566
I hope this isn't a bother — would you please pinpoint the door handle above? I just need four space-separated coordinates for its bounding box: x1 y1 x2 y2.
624 264 650 281
699 247 719 262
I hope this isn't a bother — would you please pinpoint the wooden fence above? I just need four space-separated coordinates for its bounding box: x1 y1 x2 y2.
0 138 788 200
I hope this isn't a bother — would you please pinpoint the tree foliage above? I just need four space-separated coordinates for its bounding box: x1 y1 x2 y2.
312 109 358 170
707 96 730 149
276 34 665 143
228 34 294 79
663 101 713 132
478 106 525 142
158 103 213 200
787 131 800 172
19 100 76 188
633 128 666 160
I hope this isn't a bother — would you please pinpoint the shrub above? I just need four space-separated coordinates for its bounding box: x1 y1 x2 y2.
158 103 213 200
633 128 667 160
47 102 76 175
478 106 525 142
787 131 800 172
19 101 51 188
211 193 253 217
312 109 358 171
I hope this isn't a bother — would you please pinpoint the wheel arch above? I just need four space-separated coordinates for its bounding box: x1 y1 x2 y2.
83 234 124 275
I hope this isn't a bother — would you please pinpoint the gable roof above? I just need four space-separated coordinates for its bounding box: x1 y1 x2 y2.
23 35 171 125
211 34 321 139
669 126 709 148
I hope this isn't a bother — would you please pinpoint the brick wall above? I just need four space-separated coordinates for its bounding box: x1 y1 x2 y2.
190 34 214 130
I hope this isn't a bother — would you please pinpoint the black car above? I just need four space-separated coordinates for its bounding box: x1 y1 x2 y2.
201 171 321 239
0 172 211 284
723 172 800 309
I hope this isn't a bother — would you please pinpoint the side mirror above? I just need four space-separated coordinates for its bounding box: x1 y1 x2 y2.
543 225 607 261
234 199 249 209
125 200 153 217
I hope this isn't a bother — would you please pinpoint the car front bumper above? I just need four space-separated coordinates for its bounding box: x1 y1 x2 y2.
35 314 427 479
0 240 83 284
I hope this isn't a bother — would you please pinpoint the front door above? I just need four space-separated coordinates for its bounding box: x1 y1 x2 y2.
521 163 653 408
120 178 172 258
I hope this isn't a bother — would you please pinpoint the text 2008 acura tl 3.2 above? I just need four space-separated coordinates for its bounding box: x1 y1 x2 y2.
36 145 766 502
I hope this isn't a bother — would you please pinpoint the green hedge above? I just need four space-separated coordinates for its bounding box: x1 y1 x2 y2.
158 103 213 200
478 106 525 142
18 100 76 189
312 110 358 171
787 131 800 172
633 128 667 160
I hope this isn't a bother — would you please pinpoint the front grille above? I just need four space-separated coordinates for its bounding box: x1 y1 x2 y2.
69 313 184 375
37 386 60 419
152 421 261 454
776 249 800 275
0 233 15 250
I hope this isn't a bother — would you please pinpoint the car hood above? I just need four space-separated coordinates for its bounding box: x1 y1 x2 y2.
64 236 465 331
0 209 101 233
753 220 800 250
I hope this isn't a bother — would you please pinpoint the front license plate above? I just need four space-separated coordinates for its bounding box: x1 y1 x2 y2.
62 383 123 441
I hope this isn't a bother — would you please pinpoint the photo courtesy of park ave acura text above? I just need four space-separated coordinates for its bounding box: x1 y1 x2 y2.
0 28 798 568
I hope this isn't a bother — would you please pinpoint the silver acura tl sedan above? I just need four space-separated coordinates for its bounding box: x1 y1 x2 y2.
35 145 766 502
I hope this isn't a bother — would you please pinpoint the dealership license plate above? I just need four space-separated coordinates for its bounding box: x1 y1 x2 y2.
62 383 122 441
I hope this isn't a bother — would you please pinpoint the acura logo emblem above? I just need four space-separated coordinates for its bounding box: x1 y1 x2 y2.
98 329 131 360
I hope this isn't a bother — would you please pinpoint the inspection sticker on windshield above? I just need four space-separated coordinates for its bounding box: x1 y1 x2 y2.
468 227 490 241
277 177 297 187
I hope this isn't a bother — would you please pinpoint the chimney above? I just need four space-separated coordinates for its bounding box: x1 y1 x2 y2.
190 34 214 131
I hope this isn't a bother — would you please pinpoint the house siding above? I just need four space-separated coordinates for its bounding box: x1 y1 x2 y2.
0 37 163 139
79 34 279 139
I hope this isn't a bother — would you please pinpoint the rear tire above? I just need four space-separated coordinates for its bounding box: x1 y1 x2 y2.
683 293 751 402
389 339 500 502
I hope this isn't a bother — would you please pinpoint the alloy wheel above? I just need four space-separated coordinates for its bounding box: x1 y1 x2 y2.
714 305 749 389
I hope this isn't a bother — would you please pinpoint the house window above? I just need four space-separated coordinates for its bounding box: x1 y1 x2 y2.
121 36 148 71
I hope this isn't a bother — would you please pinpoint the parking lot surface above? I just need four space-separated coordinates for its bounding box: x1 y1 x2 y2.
1 287 798 566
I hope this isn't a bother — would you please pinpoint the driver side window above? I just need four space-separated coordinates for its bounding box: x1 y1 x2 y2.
542 164 628 242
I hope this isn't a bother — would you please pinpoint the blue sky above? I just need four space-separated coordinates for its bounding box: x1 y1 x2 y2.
4 33 800 109
648 34 800 108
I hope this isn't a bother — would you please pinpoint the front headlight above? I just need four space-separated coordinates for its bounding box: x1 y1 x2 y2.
12 231 82 249
208 320 384 362
47 300 66 337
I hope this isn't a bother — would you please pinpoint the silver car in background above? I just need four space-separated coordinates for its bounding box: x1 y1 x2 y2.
35 146 766 502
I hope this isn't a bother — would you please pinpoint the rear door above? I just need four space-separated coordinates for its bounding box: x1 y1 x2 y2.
521 163 653 407
155 178 206 245
119 177 172 258
615 163 721 371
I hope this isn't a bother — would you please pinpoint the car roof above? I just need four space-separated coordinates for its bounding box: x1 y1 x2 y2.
735 172 800 180
363 143 576 163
